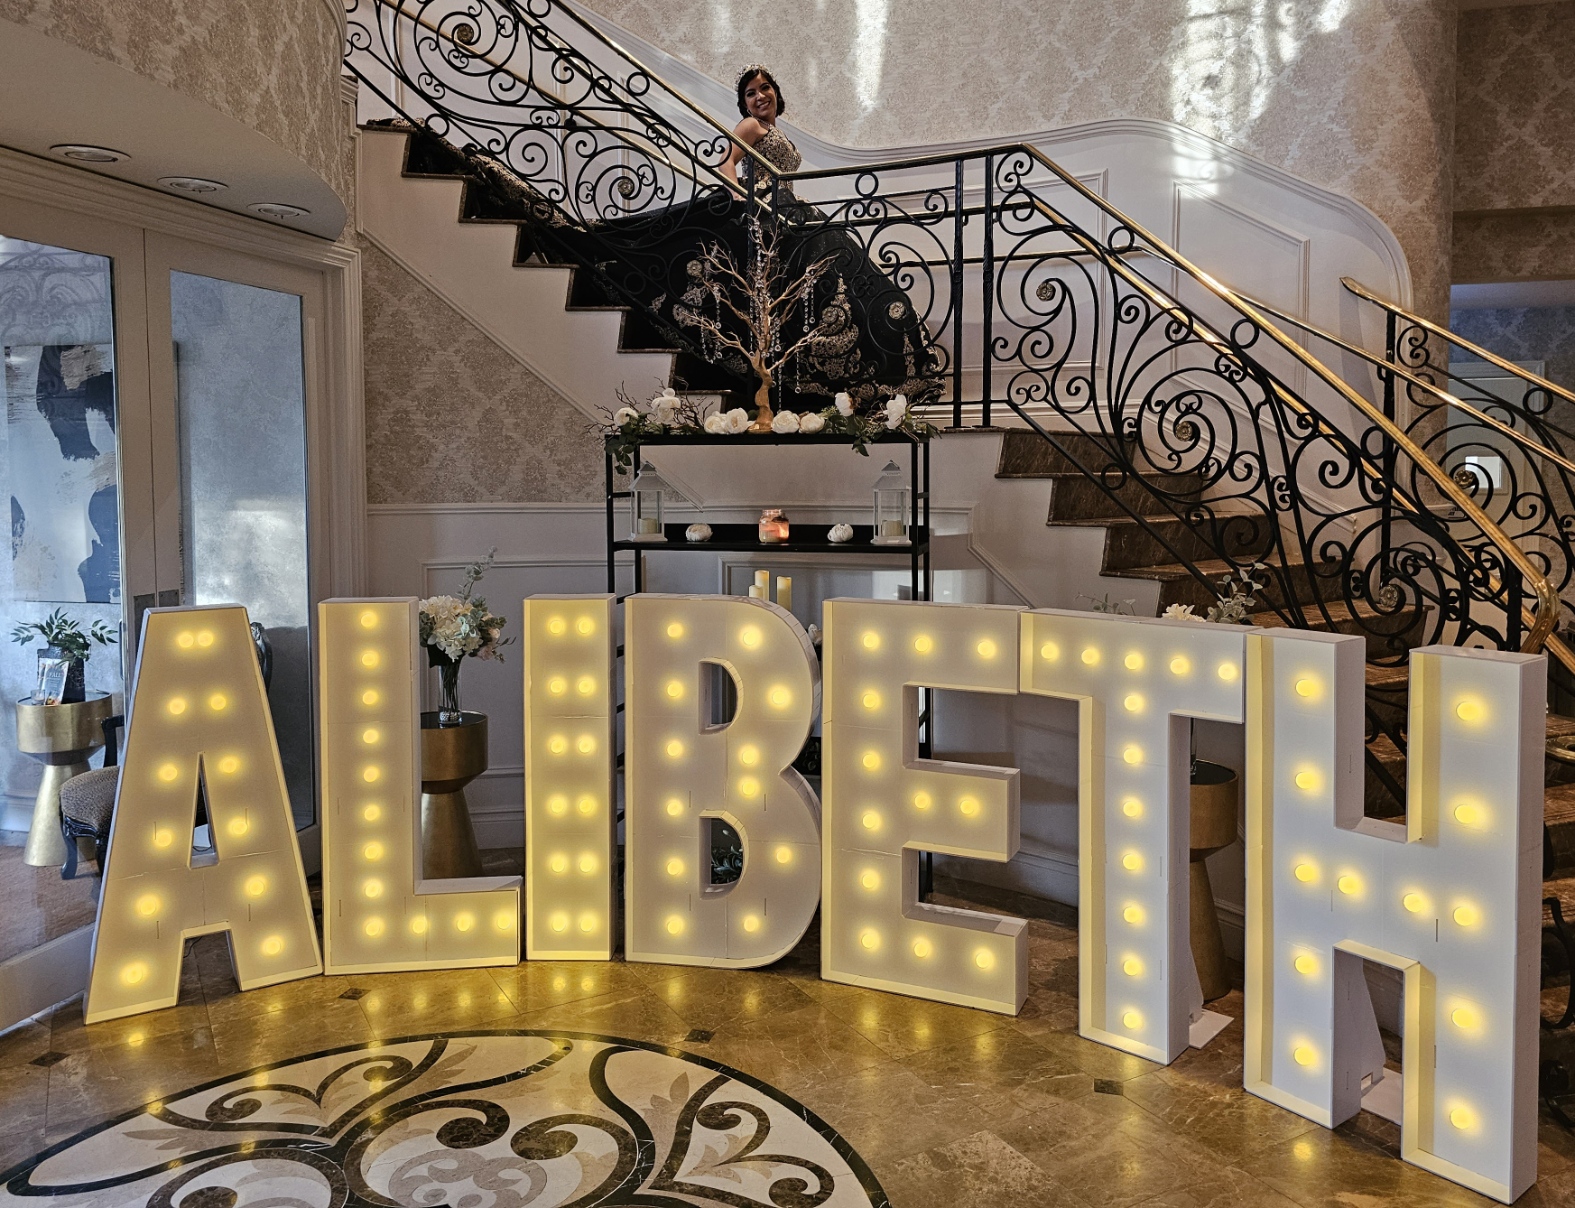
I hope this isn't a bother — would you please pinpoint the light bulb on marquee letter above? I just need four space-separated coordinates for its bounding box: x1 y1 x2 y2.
625 595 820 966
85 606 320 1024
525 595 615 959
822 598 1026 1014
319 599 520 973
1020 609 1246 1063
1244 632 1540 1204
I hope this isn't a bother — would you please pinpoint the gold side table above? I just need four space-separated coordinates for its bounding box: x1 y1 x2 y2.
16 692 114 868
420 710 487 879
1189 759 1240 1002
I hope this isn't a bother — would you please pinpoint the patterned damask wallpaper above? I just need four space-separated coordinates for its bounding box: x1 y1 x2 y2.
360 242 603 505
0 0 349 203
1453 210 1575 283
1455 2 1575 214
1452 305 1575 392
581 0 1458 318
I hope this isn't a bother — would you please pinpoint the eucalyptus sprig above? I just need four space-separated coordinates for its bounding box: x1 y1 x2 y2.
10 608 117 662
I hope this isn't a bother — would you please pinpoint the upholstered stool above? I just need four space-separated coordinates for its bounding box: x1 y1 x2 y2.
59 766 118 879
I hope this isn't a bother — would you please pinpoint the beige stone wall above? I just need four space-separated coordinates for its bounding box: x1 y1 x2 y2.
0 0 349 202
582 0 1458 318
360 241 603 505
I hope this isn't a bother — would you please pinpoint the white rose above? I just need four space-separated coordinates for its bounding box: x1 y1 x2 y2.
614 406 640 425
834 392 854 417
799 412 826 434
723 408 751 434
703 413 728 434
651 387 680 425
771 410 801 434
884 394 908 430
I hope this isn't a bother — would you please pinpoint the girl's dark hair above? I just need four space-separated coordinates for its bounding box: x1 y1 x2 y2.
736 69 786 118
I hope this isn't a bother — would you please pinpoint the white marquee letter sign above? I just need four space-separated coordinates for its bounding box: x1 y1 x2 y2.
1245 632 1540 1202
319 599 520 973
1021 609 1247 1062
822 598 1026 1013
625 594 821 966
86 605 320 1023
523 595 616 959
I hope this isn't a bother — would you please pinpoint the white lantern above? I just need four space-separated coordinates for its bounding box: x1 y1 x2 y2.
871 460 911 546
629 465 671 542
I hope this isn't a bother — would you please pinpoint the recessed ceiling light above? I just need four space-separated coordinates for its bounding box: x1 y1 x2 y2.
247 202 309 219
50 144 129 164
159 176 227 194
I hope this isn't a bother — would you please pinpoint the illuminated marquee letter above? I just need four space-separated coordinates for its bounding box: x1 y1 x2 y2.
524 595 616 958
625 594 820 966
1245 633 1540 1203
319 599 520 973
822 598 1025 1013
1021 609 1247 1063
86 605 320 1023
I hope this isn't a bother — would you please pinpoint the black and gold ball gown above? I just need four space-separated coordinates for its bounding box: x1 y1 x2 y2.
548 125 943 409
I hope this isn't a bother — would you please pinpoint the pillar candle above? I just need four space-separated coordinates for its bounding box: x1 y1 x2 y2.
754 570 770 590
776 576 793 614
748 584 765 599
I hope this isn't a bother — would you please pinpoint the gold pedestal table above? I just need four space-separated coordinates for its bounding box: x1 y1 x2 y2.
16 692 114 868
420 710 487 879
1189 759 1240 1002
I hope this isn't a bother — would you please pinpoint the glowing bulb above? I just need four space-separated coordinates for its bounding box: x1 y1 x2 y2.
545 794 569 818
550 853 569 874
774 846 792 865
738 776 760 797
739 625 762 649
361 689 379 706
665 679 683 699
576 795 596 816
360 649 379 668
177 631 195 649
576 735 595 754
576 617 594 635
1295 677 1317 698
359 610 378 629
1122 904 1144 925
859 929 879 950
742 914 761 933
1217 662 1238 682
1293 1045 1315 1067
1124 651 1143 671
154 827 174 848
1121 797 1142 818
665 740 684 759
665 915 685 935
410 916 429 934
1122 745 1142 765
547 616 566 635
1402 892 1426 914
549 735 568 755
261 936 283 957
913 791 932 811
455 912 475 932
577 853 598 875
861 631 880 650
1122 1010 1142 1030
494 910 515 933
1169 655 1191 676
1337 875 1359 895
862 750 881 770
1453 903 1480 927
362 766 381 783
1122 957 1142 977
1453 800 1485 827
135 893 160 918
1040 641 1060 661
157 762 179 783
362 727 380 745
208 693 227 712
1294 955 1316 975
1452 1005 1480 1030
664 797 684 817
860 810 881 831
1294 863 1317 883
364 918 384 937
1456 698 1484 723
1294 769 1319 792
548 677 567 696
1123 693 1143 713
1081 647 1100 665
245 875 267 898
362 804 381 822
363 878 384 899
1122 852 1142 872
218 755 240 775
974 949 995 970
196 630 214 647
226 817 249 838
665 858 684 877
167 697 187 716
976 638 997 659
860 870 880 890
861 690 881 710
739 744 760 766
913 938 933 958
914 635 933 653
959 796 980 817
768 686 791 708
121 962 148 986
550 912 569 933
1450 1106 1475 1130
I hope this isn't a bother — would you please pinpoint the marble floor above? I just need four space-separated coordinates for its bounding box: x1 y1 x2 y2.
3 877 1575 1207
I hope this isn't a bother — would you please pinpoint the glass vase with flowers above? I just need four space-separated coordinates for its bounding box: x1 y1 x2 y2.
419 549 513 726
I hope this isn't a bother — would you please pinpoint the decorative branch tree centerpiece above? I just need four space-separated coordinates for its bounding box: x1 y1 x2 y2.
419 550 513 726
674 215 837 432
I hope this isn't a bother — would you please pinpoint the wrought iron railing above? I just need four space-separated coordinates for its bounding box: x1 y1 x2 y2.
345 0 1557 808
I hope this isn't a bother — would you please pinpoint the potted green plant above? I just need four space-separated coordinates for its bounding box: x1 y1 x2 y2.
11 609 116 704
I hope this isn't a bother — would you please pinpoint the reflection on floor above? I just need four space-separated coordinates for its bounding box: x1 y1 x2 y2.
0 835 97 965
1 875 1574 1206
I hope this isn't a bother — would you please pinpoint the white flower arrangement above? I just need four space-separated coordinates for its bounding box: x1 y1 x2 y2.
1163 603 1205 622
418 550 511 664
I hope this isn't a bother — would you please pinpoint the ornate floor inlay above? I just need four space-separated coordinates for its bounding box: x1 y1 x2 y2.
0 1031 890 1207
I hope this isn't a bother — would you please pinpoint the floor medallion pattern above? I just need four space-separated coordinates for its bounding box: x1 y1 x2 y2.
0 1031 890 1208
